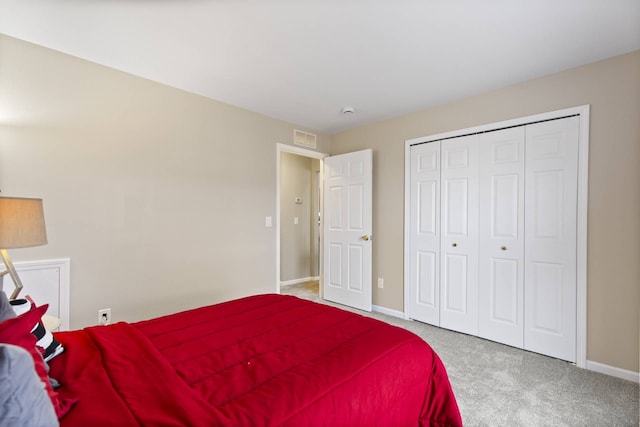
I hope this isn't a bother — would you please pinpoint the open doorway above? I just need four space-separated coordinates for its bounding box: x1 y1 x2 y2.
275 144 327 299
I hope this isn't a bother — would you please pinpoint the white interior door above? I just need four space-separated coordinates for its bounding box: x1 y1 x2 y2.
524 117 579 362
408 142 441 325
439 136 479 335
323 149 372 312
478 127 525 347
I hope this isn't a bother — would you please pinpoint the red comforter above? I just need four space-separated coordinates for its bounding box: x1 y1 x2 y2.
50 294 461 426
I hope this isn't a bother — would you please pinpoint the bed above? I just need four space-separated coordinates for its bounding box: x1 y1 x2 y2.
44 294 461 426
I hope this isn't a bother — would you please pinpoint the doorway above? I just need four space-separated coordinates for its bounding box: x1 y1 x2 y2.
275 143 327 297
276 144 374 312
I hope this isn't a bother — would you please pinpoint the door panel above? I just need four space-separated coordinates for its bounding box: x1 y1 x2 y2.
443 253 468 313
490 258 519 325
323 149 372 311
445 178 469 236
524 117 579 362
492 174 519 239
478 127 525 347
348 244 363 291
418 180 437 235
348 184 364 229
530 261 564 333
532 171 563 238
440 136 479 335
408 142 441 325
328 186 343 229
417 251 437 307
328 243 342 287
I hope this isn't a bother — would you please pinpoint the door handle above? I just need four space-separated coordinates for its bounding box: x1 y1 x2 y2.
452 242 457 247
501 246 507 251
361 235 370 241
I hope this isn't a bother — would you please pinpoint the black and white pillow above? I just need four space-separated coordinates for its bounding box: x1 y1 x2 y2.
9 298 64 362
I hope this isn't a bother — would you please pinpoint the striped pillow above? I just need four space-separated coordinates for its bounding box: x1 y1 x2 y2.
9 298 64 362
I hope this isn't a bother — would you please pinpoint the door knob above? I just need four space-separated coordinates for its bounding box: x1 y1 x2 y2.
361 235 370 241
452 243 457 247
501 246 507 251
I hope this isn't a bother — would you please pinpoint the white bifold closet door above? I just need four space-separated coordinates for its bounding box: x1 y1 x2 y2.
439 136 479 335
408 141 441 325
407 115 580 363
478 127 525 348
523 117 579 362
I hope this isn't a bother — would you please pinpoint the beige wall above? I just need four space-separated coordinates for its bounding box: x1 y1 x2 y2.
0 35 330 328
331 50 640 373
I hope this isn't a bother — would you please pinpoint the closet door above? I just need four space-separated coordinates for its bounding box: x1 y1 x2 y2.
440 135 479 335
408 142 441 325
478 127 525 347
524 116 579 362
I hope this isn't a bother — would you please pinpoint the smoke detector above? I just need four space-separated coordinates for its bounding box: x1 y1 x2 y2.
342 106 355 114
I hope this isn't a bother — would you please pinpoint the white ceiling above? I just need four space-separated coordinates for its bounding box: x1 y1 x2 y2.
1 0 639 134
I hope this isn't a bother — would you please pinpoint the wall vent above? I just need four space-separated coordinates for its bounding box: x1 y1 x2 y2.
294 129 317 149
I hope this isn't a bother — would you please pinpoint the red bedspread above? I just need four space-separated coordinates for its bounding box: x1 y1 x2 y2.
50 294 461 426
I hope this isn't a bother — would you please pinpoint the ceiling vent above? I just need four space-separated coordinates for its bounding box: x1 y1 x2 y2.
294 129 317 149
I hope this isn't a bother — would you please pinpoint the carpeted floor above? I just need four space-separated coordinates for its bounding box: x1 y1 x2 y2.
281 282 639 426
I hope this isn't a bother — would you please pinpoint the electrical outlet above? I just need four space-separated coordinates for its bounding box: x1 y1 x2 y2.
98 308 111 325
377 277 384 288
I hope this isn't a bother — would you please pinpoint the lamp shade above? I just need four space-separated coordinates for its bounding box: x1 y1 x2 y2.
0 197 47 249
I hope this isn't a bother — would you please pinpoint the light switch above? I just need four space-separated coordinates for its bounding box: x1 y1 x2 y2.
294 217 299 225
265 216 272 227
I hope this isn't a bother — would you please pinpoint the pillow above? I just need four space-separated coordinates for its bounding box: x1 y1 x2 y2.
10 298 64 362
0 344 57 427
0 304 76 419
0 291 16 322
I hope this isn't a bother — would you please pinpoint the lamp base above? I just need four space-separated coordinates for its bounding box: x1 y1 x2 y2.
0 249 24 300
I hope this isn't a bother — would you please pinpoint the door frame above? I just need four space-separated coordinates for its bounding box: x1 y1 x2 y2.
276 143 328 295
403 105 590 369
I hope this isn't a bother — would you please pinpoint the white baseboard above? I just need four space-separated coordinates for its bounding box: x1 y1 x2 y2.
586 360 639 383
280 276 318 287
372 305 404 319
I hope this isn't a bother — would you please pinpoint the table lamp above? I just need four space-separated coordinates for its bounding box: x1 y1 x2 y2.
0 197 48 299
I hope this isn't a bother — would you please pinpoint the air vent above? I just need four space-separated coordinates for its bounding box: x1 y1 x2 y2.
294 129 317 149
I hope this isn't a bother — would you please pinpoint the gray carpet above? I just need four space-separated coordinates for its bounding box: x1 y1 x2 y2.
281 283 639 426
